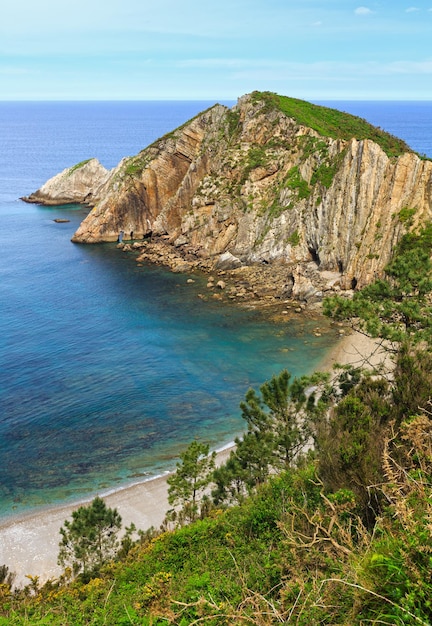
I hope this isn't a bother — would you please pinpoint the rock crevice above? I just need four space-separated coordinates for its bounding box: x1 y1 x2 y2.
23 93 432 302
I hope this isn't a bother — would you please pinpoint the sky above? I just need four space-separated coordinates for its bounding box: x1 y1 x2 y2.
1 0 432 101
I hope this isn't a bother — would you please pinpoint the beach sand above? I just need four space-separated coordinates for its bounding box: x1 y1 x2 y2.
0 474 171 586
0 447 233 587
0 329 388 587
318 329 391 373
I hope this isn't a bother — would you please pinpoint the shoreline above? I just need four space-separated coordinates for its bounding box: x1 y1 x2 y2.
0 329 386 588
0 444 234 587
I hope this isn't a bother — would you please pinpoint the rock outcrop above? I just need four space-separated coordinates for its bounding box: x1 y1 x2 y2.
22 158 110 206
23 92 432 302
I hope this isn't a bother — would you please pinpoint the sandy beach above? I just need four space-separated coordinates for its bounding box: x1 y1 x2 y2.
0 329 387 588
0 447 234 587
0 473 171 586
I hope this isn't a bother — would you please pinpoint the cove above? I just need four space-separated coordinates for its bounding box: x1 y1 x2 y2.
0 203 337 521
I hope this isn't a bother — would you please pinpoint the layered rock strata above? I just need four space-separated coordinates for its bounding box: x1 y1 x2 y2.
23 94 432 302
22 158 110 206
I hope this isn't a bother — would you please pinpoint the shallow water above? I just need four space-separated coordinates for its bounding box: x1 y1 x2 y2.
0 198 335 520
1 100 431 521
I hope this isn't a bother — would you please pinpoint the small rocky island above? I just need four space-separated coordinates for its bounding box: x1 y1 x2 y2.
23 91 432 305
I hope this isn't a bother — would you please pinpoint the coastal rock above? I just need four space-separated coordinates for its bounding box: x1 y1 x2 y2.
22 158 110 206
215 251 243 270
24 93 432 297
291 263 322 303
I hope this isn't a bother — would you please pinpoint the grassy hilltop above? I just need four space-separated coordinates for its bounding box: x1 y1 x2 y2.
250 91 413 157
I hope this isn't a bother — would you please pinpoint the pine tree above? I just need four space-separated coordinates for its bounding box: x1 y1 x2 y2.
58 496 122 579
240 369 327 471
324 224 432 346
213 370 329 505
167 441 216 523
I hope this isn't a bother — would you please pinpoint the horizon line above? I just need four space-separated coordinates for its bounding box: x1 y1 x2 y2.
1 97 432 103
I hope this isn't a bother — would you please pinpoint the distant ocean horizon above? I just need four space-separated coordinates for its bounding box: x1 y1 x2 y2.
1 99 431 523
316 100 432 159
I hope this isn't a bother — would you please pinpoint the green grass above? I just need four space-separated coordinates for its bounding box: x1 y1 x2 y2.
310 149 347 189
287 230 300 247
66 159 92 176
250 91 414 158
123 156 148 177
225 109 241 139
284 165 311 199
398 206 417 224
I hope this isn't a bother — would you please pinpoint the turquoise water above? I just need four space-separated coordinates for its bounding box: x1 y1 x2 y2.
2 202 334 514
1 200 334 517
1 100 431 521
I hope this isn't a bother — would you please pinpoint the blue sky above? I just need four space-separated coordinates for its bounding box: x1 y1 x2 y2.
1 0 432 100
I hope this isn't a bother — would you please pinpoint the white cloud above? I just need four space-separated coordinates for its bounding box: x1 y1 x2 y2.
354 6 373 16
176 58 251 69
385 60 432 73
0 66 29 75
211 59 432 82
406 7 420 12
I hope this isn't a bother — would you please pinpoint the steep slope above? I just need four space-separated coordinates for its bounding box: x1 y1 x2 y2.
24 92 432 299
22 158 110 206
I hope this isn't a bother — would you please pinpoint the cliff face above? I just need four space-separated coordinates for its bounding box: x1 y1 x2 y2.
24 93 432 299
22 158 110 206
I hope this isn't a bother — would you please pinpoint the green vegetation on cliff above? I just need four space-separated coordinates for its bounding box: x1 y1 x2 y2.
1 228 432 625
66 159 93 176
324 223 432 345
251 91 413 157
2 406 432 624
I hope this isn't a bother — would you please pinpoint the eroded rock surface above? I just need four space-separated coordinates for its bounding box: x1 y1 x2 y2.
22 158 110 206
23 94 432 302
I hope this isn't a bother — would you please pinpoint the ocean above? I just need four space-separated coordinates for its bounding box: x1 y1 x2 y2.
316 100 432 159
1 100 431 522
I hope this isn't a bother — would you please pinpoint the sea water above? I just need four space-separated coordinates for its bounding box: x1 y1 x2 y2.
317 100 432 159
0 100 431 521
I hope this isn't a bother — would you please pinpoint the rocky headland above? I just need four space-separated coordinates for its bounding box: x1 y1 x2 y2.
23 91 432 306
